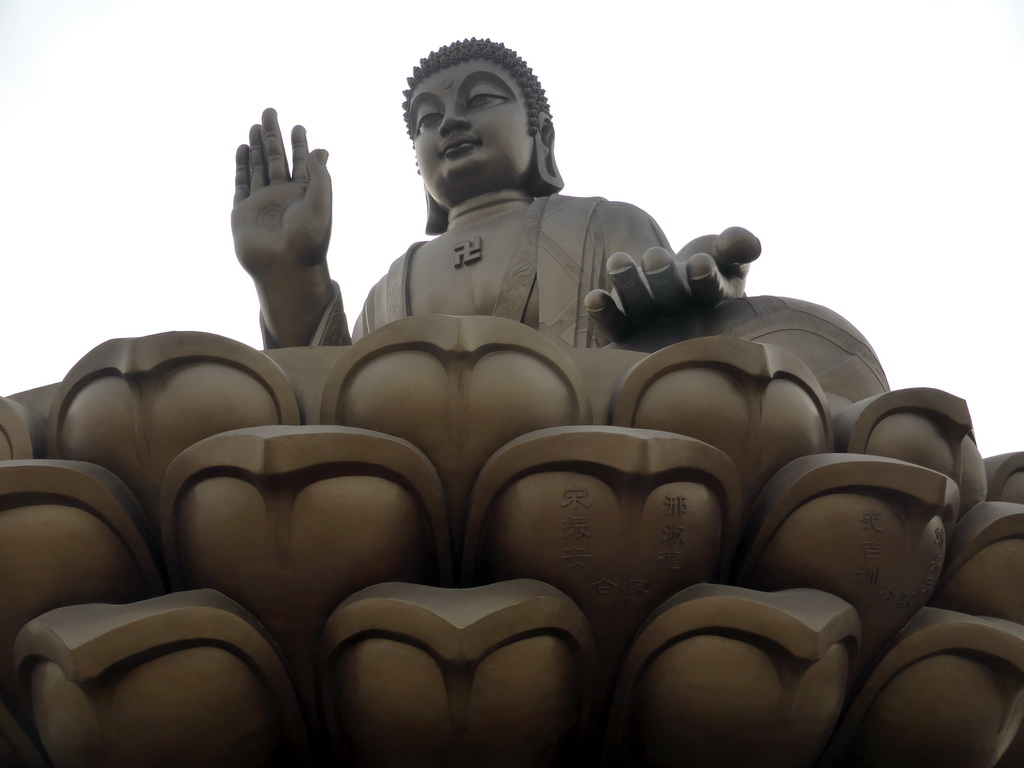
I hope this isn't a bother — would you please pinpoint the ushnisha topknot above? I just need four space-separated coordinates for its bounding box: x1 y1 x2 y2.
403 38 551 140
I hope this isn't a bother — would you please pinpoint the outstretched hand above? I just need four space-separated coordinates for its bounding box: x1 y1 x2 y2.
232 108 332 279
585 226 761 343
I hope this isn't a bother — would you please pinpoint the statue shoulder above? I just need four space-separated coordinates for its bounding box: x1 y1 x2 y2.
547 195 670 252
543 194 665 235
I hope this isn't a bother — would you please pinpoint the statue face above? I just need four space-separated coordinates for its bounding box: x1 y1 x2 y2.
410 59 534 211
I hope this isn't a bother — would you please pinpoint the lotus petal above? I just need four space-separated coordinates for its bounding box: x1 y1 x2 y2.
932 501 1024 622
0 460 163 711
611 336 832 522
735 454 958 669
834 388 986 519
0 396 45 460
605 584 860 768
463 426 739 693
14 590 309 768
985 452 1024 504
319 579 596 768
818 608 1024 767
161 425 451 716
49 332 301 533
320 315 591 567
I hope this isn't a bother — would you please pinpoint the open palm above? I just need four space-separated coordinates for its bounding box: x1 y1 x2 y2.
232 108 332 278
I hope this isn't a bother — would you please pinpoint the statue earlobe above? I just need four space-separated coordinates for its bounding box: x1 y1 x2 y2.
424 189 449 235
531 114 564 196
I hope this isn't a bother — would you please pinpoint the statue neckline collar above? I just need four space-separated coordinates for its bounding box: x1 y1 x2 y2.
447 190 534 231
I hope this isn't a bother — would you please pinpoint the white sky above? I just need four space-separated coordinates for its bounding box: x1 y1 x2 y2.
2 0 1023 457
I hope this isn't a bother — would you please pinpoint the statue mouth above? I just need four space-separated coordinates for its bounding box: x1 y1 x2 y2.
439 136 481 158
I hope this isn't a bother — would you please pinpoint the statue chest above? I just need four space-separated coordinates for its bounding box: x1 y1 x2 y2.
408 210 536 322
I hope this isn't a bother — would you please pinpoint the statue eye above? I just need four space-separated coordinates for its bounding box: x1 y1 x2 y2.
467 92 504 109
416 112 442 134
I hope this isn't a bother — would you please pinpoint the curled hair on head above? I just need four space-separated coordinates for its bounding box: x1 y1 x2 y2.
403 38 552 140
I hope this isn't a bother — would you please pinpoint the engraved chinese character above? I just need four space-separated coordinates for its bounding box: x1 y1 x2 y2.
859 540 886 559
560 515 592 539
928 553 943 572
625 577 651 595
859 511 888 533
592 577 618 594
934 527 945 549
920 575 936 595
877 589 897 604
898 592 915 607
562 547 592 568
855 565 879 584
663 496 687 517
562 487 590 510
656 550 681 570
660 524 686 545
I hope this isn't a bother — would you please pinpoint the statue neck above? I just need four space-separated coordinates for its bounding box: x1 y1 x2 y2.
446 190 534 232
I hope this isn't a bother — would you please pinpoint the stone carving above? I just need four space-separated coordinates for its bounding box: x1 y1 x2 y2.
607 296 889 410
0 459 165 763
233 40 761 353
2 36 1023 767
5 320 1024 765
160 425 451 716
319 580 596 767
15 590 311 767
48 332 301 534
735 453 958 670
320 314 591 566
610 336 833 517
833 387 987 519
817 608 1024 767
0 705 48 768
985 451 1024 504
0 396 46 461
604 584 860 768
462 426 739 695
931 501 1024 622
0 461 164 677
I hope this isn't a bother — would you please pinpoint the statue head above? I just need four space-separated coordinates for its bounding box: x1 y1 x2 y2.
403 39 563 234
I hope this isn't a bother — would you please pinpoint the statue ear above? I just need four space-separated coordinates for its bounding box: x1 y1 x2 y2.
531 114 564 196
424 188 449 235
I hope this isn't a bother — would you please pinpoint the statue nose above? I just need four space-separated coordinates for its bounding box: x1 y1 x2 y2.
439 112 470 137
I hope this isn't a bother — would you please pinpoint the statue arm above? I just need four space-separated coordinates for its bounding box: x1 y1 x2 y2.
260 280 351 348
233 108 344 348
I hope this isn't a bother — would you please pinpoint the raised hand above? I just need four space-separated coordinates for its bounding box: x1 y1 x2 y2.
585 226 761 343
232 108 332 278
232 108 337 348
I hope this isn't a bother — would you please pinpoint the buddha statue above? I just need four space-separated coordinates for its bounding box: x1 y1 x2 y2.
8 37 1020 768
231 39 760 353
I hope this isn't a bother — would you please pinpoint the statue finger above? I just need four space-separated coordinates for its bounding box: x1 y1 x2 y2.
248 124 268 190
608 252 657 328
676 233 718 261
291 125 309 184
721 271 748 300
585 289 630 343
641 246 690 317
686 252 729 307
261 107 290 183
305 149 332 217
712 226 761 273
233 144 251 205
